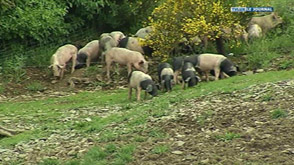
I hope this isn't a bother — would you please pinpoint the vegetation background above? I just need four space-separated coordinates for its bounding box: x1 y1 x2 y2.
1 0 294 164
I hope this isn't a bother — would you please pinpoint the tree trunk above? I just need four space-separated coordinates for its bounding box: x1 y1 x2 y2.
215 37 226 55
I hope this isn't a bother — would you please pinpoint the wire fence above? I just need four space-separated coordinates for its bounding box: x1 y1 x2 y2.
0 27 104 69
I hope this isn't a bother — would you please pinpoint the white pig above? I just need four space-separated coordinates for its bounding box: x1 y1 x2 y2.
49 44 77 79
248 24 263 39
105 47 148 80
248 12 283 34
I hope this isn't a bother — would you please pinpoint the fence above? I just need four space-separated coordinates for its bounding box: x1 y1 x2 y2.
0 27 103 69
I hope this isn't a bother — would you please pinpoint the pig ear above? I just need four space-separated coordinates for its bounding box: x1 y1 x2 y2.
58 64 65 69
146 84 153 92
185 77 191 82
236 65 240 72
156 84 160 90
195 76 201 82
171 79 175 84
48 65 53 69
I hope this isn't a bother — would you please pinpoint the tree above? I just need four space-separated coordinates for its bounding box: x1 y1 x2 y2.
145 0 264 60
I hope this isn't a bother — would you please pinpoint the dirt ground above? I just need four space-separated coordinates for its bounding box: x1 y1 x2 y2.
131 81 294 164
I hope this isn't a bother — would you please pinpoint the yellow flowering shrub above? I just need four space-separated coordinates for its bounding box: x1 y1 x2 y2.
145 0 267 61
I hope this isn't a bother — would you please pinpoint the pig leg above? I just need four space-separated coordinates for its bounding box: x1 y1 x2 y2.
60 69 65 79
214 68 220 81
86 56 91 67
71 55 77 74
136 87 141 101
174 70 180 84
220 72 225 79
128 86 132 100
182 81 185 89
223 72 230 78
127 63 132 75
144 91 148 100
106 60 112 80
205 72 209 82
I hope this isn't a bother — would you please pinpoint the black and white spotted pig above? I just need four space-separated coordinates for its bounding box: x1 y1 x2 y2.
119 37 153 57
196 53 238 81
172 55 199 84
181 62 199 89
158 63 174 92
75 40 100 69
172 56 186 84
128 71 158 101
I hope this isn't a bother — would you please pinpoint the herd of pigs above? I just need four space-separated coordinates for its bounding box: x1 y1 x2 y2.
48 12 283 101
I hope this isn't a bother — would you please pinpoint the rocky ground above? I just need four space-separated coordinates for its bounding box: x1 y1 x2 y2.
132 80 294 164
1 79 294 164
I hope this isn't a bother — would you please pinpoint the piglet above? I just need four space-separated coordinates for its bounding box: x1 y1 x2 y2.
158 63 174 92
172 56 186 84
105 47 148 80
49 44 77 79
128 71 158 101
181 62 199 89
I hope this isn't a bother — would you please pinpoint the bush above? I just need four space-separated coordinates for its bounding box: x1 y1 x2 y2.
1 54 27 82
26 82 46 92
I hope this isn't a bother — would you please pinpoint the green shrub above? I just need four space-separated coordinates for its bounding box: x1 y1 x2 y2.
279 60 294 70
1 54 27 82
26 82 45 92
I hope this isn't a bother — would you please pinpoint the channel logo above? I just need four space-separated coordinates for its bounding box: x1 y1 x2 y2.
231 7 274 12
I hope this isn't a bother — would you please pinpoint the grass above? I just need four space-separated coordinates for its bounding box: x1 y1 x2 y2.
39 158 60 165
261 93 274 102
215 132 241 142
1 70 294 163
195 110 215 125
26 81 46 92
151 144 170 154
0 84 4 94
271 109 288 119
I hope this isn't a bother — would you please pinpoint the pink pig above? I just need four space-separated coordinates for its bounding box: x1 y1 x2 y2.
105 47 148 80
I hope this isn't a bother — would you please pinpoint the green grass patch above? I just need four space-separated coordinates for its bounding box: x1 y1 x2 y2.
0 84 5 94
195 110 215 125
39 158 60 165
215 132 241 142
113 144 136 164
148 128 168 139
151 144 170 154
98 130 118 142
26 81 46 92
133 135 147 142
271 109 288 119
261 93 274 102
